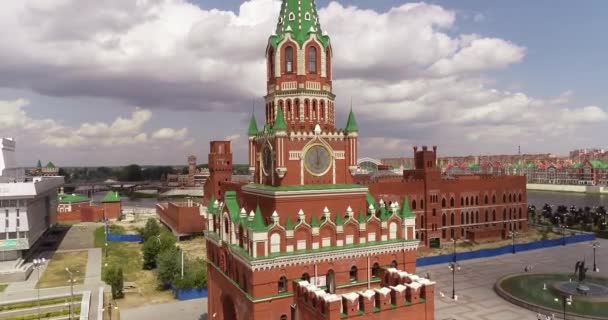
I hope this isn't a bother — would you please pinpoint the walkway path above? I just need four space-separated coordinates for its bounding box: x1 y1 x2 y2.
120 299 207 320
418 238 608 320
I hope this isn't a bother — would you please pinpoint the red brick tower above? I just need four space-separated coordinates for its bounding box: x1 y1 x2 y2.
204 141 232 201
205 1 435 319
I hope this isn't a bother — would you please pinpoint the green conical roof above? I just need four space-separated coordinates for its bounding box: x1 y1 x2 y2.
274 106 287 131
358 210 366 223
101 191 121 203
400 196 414 218
248 113 259 137
310 214 319 227
345 109 358 133
36 160 42 168
225 191 240 222
270 0 330 49
250 204 267 232
46 162 56 169
285 216 294 230
334 213 343 226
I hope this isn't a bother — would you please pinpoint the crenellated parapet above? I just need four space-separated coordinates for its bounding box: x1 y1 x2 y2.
293 268 435 320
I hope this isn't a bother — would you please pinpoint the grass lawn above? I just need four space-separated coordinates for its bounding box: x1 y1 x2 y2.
37 251 88 289
0 284 7 292
0 295 82 312
95 226 175 309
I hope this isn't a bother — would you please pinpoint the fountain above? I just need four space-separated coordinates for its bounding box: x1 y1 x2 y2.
494 260 608 319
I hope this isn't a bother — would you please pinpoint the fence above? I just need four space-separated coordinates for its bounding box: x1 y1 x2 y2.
172 287 208 301
416 233 596 267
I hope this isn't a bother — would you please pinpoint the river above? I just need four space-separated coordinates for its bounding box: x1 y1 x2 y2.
527 190 608 209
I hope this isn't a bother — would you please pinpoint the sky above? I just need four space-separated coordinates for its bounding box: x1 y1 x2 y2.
0 0 606 167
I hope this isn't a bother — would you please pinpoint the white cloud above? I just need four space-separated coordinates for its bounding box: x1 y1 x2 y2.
0 0 604 160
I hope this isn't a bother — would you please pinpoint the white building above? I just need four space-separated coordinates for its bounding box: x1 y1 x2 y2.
0 138 63 282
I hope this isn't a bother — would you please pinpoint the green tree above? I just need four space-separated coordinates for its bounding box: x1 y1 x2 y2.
142 237 161 270
103 266 124 299
157 247 180 287
120 164 143 181
139 219 161 242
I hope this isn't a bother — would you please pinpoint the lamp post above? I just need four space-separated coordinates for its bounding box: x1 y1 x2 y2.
33 258 46 320
105 242 108 258
554 294 573 320
591 242 600 272
509 231 518 254
65 268 78 320
448 239 460 300
102 300 119 320
175 244 184 279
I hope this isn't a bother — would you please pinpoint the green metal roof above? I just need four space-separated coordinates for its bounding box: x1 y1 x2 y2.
249 204 267 232
58 193 90 204
400 196 414 218
46 162 56 169
207 195 217 215
366 192 376 208
345 109 358 133
284 216 294 230
269 0 330 50
101 191 121 203
274 105 287 131
225 191 240 223
248 113 259 137
591 160 608 169
357 210 366 223
310 214 319 227
334 213 344 226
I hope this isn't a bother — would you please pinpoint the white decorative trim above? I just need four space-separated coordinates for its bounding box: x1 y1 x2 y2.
334 151 345 160
289 151 302 160
239 241 419 271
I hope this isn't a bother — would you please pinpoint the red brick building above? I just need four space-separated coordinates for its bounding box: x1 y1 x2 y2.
363 146 528 247
204 2 434 320
156 199 206 239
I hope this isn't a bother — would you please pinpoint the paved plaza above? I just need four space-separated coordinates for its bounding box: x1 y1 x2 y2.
120 299 207 320
418 238 608 320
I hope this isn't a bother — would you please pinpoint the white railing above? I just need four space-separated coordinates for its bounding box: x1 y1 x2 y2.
306 81 321 90
281 81 297 91
289 151 302 160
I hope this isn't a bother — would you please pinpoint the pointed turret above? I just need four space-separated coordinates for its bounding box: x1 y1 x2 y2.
271 0 330 49
250 204 267 232
345 108 358 133
274 106 287 131
36 160 42 168
248 113 259 137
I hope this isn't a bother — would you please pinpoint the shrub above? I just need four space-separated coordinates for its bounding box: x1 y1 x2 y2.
142 237 161 270
139 219 161 242
157 247 180 287
104 266 124 299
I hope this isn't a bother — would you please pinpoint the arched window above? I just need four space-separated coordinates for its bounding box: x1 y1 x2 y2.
485 210 488 222
372 263 380 278
485 195 488 204
349 266 358 282
421 200 424 209
281 315 288 320
503 194 506 203
278 276 288 293
442 198 446 208
460 212 464 225
412 200 416 210
309 46 317 73
442 213 447 226
450 197 455 207
302 273 311 283
492 195 496 204
503 209 506 221
285 46 294 73
519 208 522 219
224 217 230 240
475 211 479 223
268 48 275 79
450 212 455 225
466 212 469 225
519 193 522 202
270 233 281 253
420 215 425 228
465 197 469 206
312 100 317 120
460 197 464 206
389 222 397 240
442 229 446 239
475 196 479 205
320 100 325 121
289 12 295 21
326 270 336 293
492 210 496 221
390 260 398 268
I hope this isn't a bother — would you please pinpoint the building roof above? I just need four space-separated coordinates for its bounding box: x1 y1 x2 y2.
250 204 267 232
345 108 358 133
400 196 414 218
248 113 259 137
269 0 330 49
58 193 90 204
101 191 121 203
273 105 287 131
46 161 56 169
36 160 42 168
225 191 240 223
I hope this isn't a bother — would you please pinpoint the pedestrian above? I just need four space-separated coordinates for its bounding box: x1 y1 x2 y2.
536 312 541 320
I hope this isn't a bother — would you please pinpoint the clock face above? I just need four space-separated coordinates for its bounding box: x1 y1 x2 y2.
262 144 273 176
304 145 332 176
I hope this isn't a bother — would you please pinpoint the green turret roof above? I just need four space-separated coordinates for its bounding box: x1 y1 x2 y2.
334 213 343 226
225 191 240 222
400 196 414 218
207 195 217 215
274 106 287 131
36 160 42 168
248 113 259 137
270 0 330 49
101 191 121 203
358 210 366 223
46 162 56 169
310 214 319 227
250 204 267 232
285 216 294 230
345 109 358 133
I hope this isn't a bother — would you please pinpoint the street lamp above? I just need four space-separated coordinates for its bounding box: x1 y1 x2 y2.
105 242 108 258
509 231 518 254
102 300 119 320
33 258 47 320
591 242 600 272
65 268 79 320
554 295 573 320
556 217 566 246
448 239 461 300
